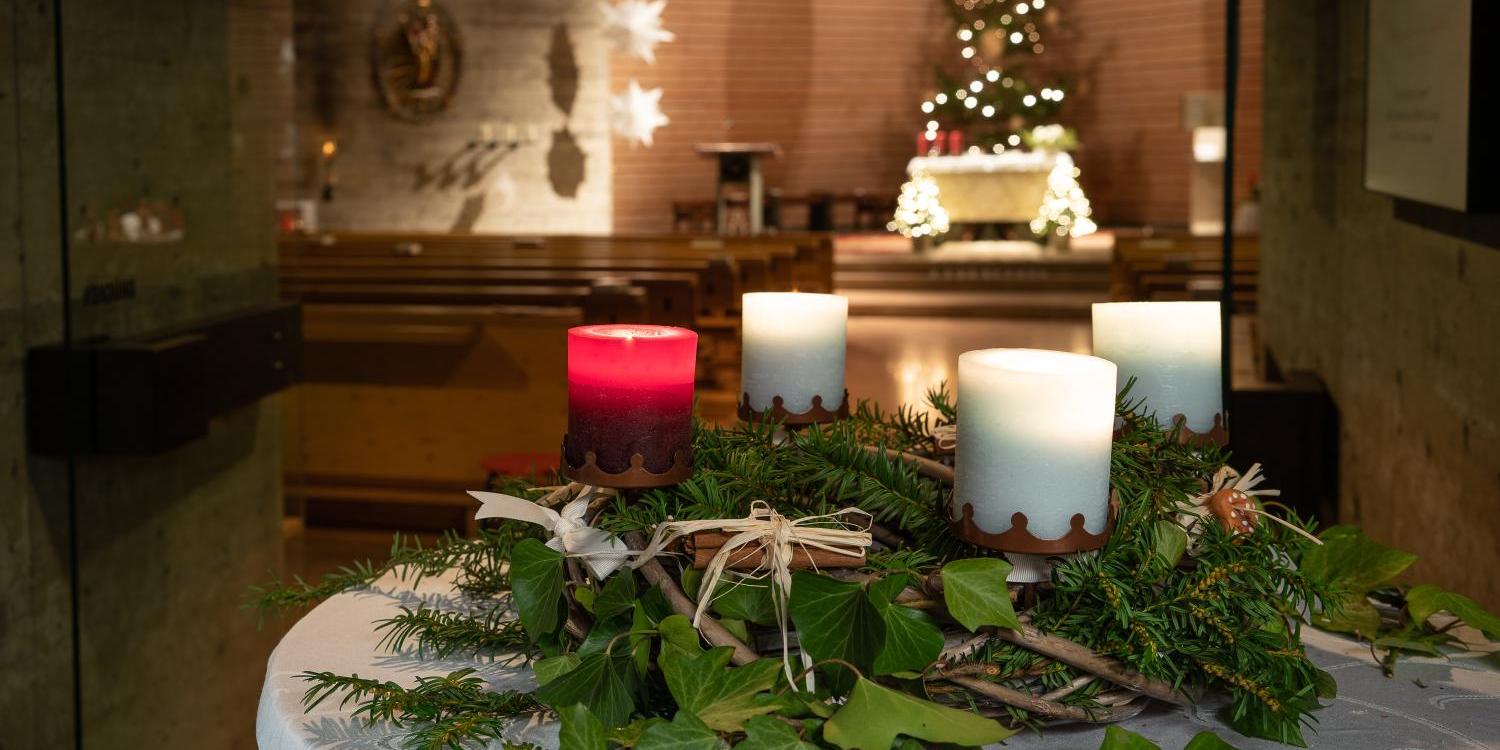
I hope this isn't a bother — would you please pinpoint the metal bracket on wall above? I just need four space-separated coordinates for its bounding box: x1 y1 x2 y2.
25 302 302 456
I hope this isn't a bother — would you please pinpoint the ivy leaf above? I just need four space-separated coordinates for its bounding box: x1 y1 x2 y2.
659 614 705 655
579 616 630 657
1406 584 1500 640
535 653 582 686
1301 525 1416 595
711 575 779 626
941 558 1021 632
1312 666 1338 700
1373 635 1446 658
594 571 639 623
609 718 668 749
536 651 638 728
1098 725 1161 749
637 711 725 750
1154 520 1188 568
822 677 1014 749
788 572 885 694
733 716 820 750
661 647 783 732
558 703 607 750
867 574 943 675
510 538 565 640
1183 731 1242 750
1312 595 1382 636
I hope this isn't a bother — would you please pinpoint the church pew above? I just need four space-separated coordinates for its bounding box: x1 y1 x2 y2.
280 231 834 297
1111 234 1260 311
285 303 577 527
282 281 651 325
282 244 748 315
282 267 698 327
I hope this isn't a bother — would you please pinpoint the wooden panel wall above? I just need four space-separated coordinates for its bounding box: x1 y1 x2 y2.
609 0 1263 232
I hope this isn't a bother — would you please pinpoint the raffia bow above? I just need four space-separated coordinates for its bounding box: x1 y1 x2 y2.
932 424 958 452
1179 464 1321 550
631 501 873 684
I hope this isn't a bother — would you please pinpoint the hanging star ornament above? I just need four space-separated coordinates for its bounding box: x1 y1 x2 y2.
610 80 669 146
600 0 675 63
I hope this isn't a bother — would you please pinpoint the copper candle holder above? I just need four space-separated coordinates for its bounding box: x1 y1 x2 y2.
1172 412 1229 449
951 490 1117 554
560 444 693 489
737 390 850 426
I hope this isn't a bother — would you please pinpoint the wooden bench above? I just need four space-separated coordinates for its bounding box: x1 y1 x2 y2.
283 266 701 327
1112 235 1260 311
285 303 578 529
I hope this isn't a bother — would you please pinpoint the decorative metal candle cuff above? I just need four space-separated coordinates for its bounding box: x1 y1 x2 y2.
951 490 1117 554
737 390 850 426
1172 412 1229 449
560 444 693 489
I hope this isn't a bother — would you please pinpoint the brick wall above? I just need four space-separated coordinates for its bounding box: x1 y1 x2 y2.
1262 0 1500 608
1047 0 1263 227
610 0 1262 233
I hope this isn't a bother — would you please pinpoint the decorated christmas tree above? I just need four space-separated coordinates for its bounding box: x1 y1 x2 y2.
921 0 1068 151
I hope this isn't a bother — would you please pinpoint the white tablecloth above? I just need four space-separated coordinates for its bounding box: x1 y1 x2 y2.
258 572 1500 750
906 152 1057 223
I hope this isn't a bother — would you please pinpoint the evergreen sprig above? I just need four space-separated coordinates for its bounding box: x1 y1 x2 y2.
375 605 530 660
299 668 539 750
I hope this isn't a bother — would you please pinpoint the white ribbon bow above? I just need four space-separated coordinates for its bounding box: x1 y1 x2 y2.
468 490 631 580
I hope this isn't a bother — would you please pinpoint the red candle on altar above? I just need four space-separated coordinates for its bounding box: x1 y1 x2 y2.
563 324 697 486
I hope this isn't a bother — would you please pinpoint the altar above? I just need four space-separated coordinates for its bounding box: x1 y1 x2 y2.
907 151 1059 225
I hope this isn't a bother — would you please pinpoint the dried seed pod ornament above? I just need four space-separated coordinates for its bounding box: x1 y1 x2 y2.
1180 463 1321 552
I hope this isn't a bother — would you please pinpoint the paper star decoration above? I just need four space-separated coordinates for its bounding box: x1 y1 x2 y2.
610 80 669 146
469 490 630 579
600 0 675 64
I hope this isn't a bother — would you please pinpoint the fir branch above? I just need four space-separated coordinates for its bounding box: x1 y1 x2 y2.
250 527 535 620
375 606 529 660
300 668 539 750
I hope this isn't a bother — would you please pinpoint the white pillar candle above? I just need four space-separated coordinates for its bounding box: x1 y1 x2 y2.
1091 301 1222 432
741 292 848 414
953 349 1116 544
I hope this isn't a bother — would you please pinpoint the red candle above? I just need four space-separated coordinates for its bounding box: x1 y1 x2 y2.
563 324 697 483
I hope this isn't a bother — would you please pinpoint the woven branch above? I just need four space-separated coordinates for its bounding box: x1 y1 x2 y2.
623 531 760 665
946 674 1147 723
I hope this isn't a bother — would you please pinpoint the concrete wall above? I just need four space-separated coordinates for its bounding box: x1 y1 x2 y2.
0 0 289 746
1261 0 1500 608
293 0 612 233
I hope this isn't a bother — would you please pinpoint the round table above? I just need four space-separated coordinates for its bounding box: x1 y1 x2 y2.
258 572 1500 749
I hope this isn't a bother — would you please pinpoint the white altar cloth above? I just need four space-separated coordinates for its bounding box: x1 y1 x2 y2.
258 570 1500 750
907 152 1058 224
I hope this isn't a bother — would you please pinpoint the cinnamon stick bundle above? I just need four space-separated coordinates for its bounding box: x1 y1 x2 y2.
687 531 865 570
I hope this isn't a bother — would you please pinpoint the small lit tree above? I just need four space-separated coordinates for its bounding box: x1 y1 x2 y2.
1029 151 1097 241
888 171 951 241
